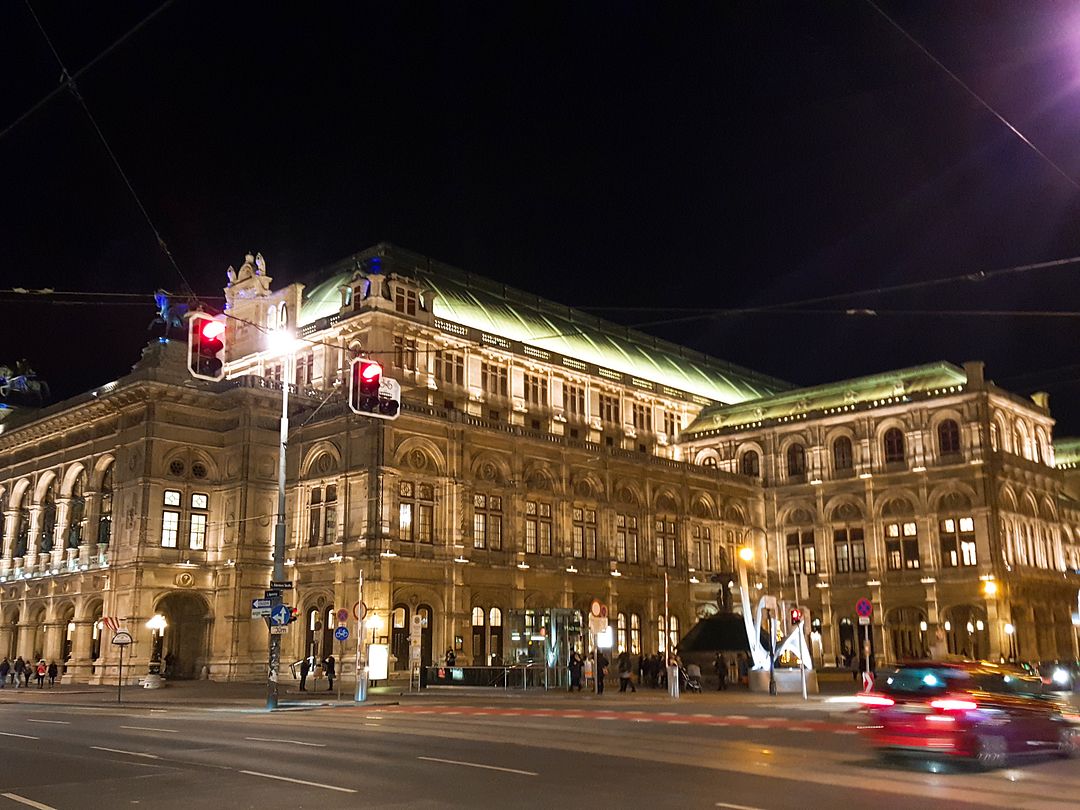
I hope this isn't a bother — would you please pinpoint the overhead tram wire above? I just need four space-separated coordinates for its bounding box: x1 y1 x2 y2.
23 0 197 302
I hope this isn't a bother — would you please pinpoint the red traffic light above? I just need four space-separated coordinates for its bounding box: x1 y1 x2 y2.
360 361 381 381
348 357 400 420
201 319 226 340
790 607 803 624
187 313 226 381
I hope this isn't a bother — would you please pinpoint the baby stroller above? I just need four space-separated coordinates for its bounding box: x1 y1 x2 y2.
680 663 703 693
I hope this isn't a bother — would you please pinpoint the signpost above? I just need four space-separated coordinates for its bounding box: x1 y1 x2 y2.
251 598 273 619
111 631 133 705
333 626 350 702
269 604 291 635
856 598 874 691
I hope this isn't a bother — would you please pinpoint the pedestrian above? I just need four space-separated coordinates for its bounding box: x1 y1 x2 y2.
47 661 58 687
596 650 609 695
568 651 584 691
164 652 175 679
445 649 456 667
715 652 727 691
35 660 46 688
299 656 310 691
583 655 593 689
324 655 336 691
0 657 8 688
617 651 637 693
14 657 25 688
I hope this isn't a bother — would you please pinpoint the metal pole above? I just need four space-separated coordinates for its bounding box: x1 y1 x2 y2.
354 569 367 702
798 621 807 700
664 571 670 662
267 351 291 711
768 609 776 696
117 646 122 704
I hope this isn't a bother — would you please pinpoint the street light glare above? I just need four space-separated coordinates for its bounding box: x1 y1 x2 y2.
983 580 998 596
738 546 754 562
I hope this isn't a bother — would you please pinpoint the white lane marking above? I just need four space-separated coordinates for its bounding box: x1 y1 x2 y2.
363 723 381 727
694 713 713 717
120 726 180 734
790 727 813 732
90 746 160 760
0 732 39 740
25 720 69 725
669 720 690 725
2 793 59 810
244 737 326 748
746 724 769 729
239 770 357 794
728 715 749 720
834 729 858 735
418 756 538 776
716 803 765 810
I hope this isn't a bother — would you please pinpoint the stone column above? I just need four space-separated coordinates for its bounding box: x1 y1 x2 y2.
53 498 71 569
43 621 65 663
66 619 95 682
14 621 35 660
0 623 13 660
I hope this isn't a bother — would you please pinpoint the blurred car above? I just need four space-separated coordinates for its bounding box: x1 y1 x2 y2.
1036 661 1079 692
857 661 1080 768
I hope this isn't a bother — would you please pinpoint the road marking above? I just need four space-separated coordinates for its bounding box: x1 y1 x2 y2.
418 756 538 776
0 732 39 740
669 720 690 725
239 770 357 794
2 793 59 810
120 726 180 734
728 715 749 719
90 746 160 760
244 737 326 748
716 802 765 810
25 720 69 725
363 723 381 727
746 724 769 729
790 727 813 732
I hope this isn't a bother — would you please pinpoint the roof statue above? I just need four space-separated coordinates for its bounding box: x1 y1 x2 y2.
225 251 273 302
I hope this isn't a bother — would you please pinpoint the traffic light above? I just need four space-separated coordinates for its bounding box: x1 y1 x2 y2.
790 607 803 625
288 607 299 624
187 313 226 381
349 358 400 420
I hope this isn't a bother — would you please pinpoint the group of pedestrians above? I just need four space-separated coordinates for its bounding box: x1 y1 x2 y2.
0 656 59 688
298 654 336 691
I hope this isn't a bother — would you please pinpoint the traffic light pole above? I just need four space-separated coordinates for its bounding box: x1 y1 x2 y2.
267 354 291 711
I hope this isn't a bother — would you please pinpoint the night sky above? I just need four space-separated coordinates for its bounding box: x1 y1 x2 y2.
2 2 1079 432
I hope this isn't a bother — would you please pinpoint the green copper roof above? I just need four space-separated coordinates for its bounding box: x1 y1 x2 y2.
682 361 969 436
300 244 790 404
1055 438 1080 469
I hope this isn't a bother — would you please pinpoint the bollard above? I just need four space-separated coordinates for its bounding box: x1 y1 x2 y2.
667 665 680 699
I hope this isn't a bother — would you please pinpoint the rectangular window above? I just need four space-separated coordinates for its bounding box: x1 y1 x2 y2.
691 525 713 571
599 394 620 424
473 494 502 550
435 351 465 386
394 336 417 370
616 514 638 563
323 485 337 542
785 530 817 575
191 493 208 510
188 513 207 550
564 384 585 418
308 487 323 546
481 362 509 398
572 508 597 559
663 410 678 439
939 516 977 567
655 519 677 567
526 501 552 555
833 527 866 573
399 480 434 543
394 287 418 316
524 373 548 407
632 402 652 432
161 511 180 548
164 490 181 507
885 521 921 570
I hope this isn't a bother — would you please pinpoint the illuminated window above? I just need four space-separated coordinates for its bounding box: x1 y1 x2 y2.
884 521 920 570
617 612 627 653
654 519 677 568
615 513 639 563
188 513 207 550
161 511 180 548
691 525 713 570
525 501 552 555
572 507 597 559
630 613 641 655
399 481 435 543
308 487 324 546
473 494 502 550
394 286 418 316
785 530 816 575
833 527 866 573
323 485 337 542
939 516 977 567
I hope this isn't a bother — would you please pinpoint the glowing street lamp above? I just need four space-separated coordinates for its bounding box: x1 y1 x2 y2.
145 614 168 688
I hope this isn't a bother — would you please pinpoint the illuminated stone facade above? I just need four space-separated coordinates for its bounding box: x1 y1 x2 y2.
0 244 1076 682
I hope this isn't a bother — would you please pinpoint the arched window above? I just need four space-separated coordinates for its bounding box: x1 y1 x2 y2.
97 464 113 545
630 613 641 655
14 496 30 559
938 419 960 456
786 444 806 478
883 428 905 464
471 607 486 663
488 607 503 665
701 456 717 468
740 450 760 478
832 436 853 471
39 480 57 553
617 612 628 653
67 471 87 548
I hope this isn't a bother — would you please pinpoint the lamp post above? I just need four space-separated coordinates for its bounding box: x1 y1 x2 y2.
144 614 167 689
266 329 296 711
1004 622 1017 661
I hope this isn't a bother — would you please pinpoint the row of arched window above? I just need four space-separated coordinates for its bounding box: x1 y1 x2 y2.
0 465 113 561
737 420 963 481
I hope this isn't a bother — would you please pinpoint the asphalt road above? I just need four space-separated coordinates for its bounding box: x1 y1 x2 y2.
0 692 1077 809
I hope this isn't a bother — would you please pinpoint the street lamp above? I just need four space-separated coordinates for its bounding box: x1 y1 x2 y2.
145 614 167 688
1004 622 1017 661
366 613 383 645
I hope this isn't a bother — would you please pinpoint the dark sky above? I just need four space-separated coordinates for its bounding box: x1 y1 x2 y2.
3 2 1080 432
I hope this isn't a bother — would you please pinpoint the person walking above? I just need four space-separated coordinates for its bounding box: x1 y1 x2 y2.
445 649 456 667
13 657 26 688
47 661 58 687
714 652 727 691
568 651 584 692
35 660 46 688
0 657 8 688
596 650 609 695
617 651 637 693
324 655 336 691
299 656 310 691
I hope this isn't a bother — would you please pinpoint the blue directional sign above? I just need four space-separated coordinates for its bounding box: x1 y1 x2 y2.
270 604 291 627
334 626 350 642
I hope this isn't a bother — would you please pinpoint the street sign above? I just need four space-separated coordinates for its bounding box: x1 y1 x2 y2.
337 609 350 624
251 607 272 619
270 604 291 627
270 625 289 635
588 614 608 636
334 626 350 642
353 601 367 621
264 589 281 600
858 615 871 626
252 598 273 610
270 580 293 589
856 598 873 618
590 599 602 618
111 631 133 646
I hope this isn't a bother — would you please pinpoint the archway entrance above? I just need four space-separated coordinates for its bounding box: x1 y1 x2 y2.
886 606 928 661
155 592 212 680
391 605 409 670
943 604 988 660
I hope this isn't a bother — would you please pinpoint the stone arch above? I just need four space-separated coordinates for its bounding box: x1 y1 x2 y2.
1014 418 1032 460
694 448 720 467
470 452 512 486
690 492 715 519
928 482 978 513
778 502 816 526
523 463 557 493
301 441 343 478
652 487 681 513
1019 492 1038 518
392 436 446 476
77 596 104 622
1039 496 1057 522
613 480 644 507
874 418 909 462
722 502 746 523
60 462 88 497
570 473 604 501
524 591 558 609
874 488 921 518
998 484 1018 513
33 470 59 503
49 598 77 624
90 455 116 490
9 477 32 508
825 495 865 523
152 590 214 680
885 605 929 660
